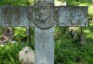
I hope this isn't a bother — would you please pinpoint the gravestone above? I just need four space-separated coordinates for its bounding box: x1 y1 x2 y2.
19 46 34 64
0 0 88 64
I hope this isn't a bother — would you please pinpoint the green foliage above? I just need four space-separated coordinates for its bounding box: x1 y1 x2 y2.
0 42 26 64
54 32 93 64
58 0 92 4
0 0 34 6
14 27 27 42
13 27 34 48
78 0 92 3
54 20 93 64
88 5 93 21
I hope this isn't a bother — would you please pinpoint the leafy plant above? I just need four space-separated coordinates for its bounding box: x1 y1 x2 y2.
0 42 26 64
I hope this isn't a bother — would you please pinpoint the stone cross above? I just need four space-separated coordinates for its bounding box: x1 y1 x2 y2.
0 0 88 64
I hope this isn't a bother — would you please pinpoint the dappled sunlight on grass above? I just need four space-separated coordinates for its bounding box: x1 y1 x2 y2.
83 20 93 40
84 30 91 33
78 3 90 6
86 33 93 39
88 5 93 15
84 29 93 39
89 21 93 26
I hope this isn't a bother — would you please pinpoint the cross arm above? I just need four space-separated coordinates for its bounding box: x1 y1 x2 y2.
0 6 88 27
0 6 33 27
55 6 88 27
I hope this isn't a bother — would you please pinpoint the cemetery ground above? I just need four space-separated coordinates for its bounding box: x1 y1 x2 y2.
0 0 93 64
0 22 93 64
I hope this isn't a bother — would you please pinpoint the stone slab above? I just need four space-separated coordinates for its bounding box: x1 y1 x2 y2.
56 6 88 27
0 6 33 27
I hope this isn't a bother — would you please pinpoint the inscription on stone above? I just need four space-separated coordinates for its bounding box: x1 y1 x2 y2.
57 6 88 26
0 6 33 26
1 6 20 25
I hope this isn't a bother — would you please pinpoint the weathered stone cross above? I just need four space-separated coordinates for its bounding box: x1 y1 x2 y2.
0 0 88 64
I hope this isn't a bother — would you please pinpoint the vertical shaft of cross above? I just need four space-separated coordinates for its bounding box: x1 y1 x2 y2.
35 27 54 64
34 0 54 64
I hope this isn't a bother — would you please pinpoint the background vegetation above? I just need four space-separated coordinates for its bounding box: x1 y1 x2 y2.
0 0 93 64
